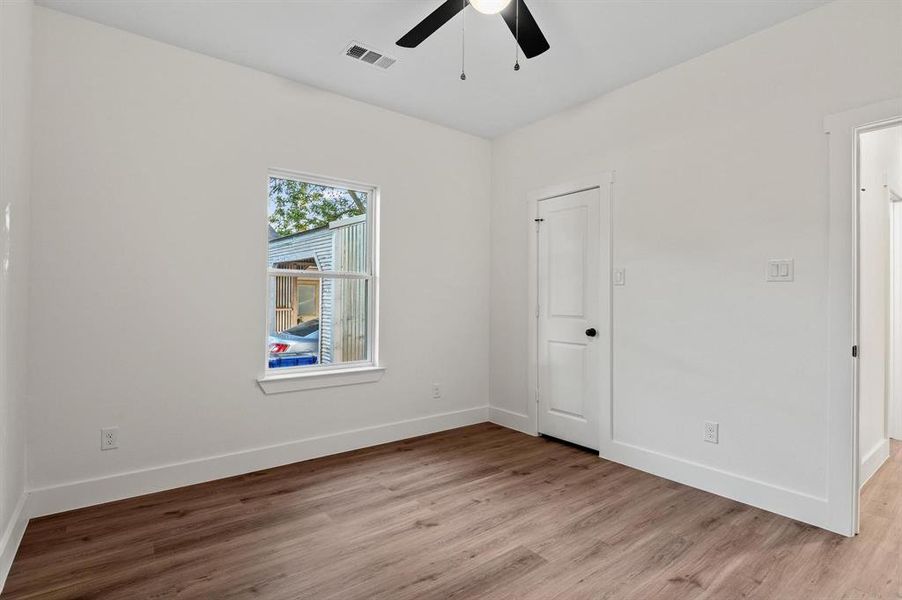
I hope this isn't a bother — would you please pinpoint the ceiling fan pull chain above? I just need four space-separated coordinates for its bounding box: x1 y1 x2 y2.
514 0 520 71
460 0 467 80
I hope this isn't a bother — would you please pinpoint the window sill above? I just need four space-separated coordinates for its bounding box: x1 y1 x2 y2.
257 366 385 395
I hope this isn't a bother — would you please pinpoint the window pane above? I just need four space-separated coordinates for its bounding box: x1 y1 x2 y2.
268 177 367 272
268 276 368 369
266 175 370 371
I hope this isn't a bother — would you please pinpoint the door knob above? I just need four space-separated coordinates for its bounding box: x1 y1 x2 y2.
585 328 597 337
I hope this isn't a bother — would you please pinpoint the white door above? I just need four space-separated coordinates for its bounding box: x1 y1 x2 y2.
536 186 610 450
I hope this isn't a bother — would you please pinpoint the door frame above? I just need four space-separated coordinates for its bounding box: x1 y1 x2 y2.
825 97 902 536
527 172 615 441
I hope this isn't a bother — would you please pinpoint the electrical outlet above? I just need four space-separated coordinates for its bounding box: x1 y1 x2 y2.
703 421 719 444
432 383 442 399
101 427 119 450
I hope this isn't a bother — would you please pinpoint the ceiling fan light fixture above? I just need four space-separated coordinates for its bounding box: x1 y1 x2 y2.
469 0 511 15
396 0 549 59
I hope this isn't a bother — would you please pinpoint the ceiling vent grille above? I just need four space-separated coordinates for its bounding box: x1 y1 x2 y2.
344 42 397 71
361 50 382 64
346 44 368 59
375 56 396 69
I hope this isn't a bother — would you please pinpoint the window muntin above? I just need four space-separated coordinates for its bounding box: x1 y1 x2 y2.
266 172 375 374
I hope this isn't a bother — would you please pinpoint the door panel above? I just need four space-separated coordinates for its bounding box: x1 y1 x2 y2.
537 187 608 450
547 341 588 419
548 205 587 317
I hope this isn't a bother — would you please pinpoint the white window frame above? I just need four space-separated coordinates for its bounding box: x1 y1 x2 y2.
257 168 382 394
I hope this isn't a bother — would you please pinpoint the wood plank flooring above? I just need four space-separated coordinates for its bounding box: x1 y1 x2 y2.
3 424 901 599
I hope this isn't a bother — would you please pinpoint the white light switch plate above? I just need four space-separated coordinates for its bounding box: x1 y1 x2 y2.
613 267 626 286
766 259 794 282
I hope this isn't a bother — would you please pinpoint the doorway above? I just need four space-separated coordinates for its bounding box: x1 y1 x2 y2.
825 98 901 536
891 187 902 441
532 180 612 450
858 123 902 491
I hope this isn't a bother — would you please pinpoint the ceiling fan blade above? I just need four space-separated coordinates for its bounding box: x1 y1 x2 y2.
500 0 549 59
397 0 466 48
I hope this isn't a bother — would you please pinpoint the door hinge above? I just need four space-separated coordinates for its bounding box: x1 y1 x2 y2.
534 217 544 232
535 389 540 403
852 345 858 358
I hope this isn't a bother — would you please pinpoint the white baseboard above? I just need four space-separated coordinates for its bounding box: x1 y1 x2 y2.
0 492 29 593
489 406 535 435
489 415 835 531
490 414 839 533
860 438 891 488
28 406 489 518
598 438 840 534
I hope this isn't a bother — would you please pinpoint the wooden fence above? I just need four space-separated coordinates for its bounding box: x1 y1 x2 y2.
274 275 295 333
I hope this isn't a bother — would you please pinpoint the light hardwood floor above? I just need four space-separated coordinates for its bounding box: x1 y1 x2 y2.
3 424 901 599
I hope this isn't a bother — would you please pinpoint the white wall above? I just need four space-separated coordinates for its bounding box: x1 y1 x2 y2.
0 0 32 583
27 7 491 512
859 124 902 485
490 0 902 530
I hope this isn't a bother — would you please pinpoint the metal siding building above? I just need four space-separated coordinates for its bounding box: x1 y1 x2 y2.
330 216 368 362
267 226 334 364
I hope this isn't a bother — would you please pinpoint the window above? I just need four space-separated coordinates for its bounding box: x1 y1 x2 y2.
265 170 377 379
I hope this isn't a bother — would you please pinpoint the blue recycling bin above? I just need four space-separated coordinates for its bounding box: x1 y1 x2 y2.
268 355 318 369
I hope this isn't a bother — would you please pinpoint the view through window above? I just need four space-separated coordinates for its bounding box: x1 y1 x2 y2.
267 174 372 371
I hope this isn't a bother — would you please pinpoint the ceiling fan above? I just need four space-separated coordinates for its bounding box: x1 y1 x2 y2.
396 0 550 61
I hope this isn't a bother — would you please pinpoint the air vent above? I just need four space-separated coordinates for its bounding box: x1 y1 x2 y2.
361 51 382 64
346 45 368 59
375 56 396 69
344 41 397 71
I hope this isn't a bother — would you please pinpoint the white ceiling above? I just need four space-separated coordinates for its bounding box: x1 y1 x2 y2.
36 0 828 138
